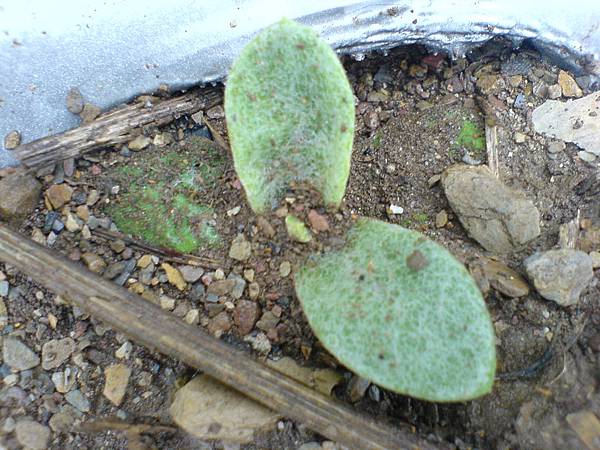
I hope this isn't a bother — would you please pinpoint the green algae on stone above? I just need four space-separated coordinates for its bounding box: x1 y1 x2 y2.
225 18 355 213
106 136 223 253
295 218 496 402
285 215 312 243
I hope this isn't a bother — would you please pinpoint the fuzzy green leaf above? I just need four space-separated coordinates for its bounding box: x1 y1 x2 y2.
225 18 355 213
295 218 496 402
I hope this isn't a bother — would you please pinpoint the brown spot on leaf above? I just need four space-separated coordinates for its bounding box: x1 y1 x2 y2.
406 250 429 271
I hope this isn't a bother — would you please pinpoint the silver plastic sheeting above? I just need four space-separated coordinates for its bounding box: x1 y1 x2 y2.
1 0 599 167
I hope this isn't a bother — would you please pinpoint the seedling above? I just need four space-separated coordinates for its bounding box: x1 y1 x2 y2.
225 18 496 402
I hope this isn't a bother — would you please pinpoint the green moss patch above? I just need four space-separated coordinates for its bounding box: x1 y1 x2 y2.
106 136 224 253
455 120 486 153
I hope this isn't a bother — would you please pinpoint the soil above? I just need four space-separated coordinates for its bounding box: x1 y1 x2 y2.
1 40 599 450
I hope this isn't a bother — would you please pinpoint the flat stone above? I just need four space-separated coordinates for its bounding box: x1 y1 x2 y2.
65 389 90 412
0 297 7 329
170 374 279 444
308 209 329 232
435 209 448 228
2 337 40 371
15 419 50 450
178 265 204 283
66 87 85 114
49 409 76 432
42 337 76 370
0 173 42 225
533 92 600 155
4 130 21 149
558 70 583 98
227 273 246 299
137 254 153 268
81 252 106 274
207 279 236 296
45 183 73 210
524 249 593 306
160 295 175 310
208 311 231 337
0 280 9 298
229 234 252 261
470 257 529 298
103 363 131 406
578 151 597 163
109 239 125 253
184 309 200 325
65 213 81 232
80 102 101 123
256 311 279 332
441 165 540 254
234 300 260 335
279 261 292 278
128 135 151 151
161 263 187 291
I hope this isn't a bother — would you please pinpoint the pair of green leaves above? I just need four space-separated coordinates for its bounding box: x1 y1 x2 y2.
225 18 495 402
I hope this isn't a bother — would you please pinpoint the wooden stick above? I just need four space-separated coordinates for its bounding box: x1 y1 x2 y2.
0 224 443 450
12 89 221 169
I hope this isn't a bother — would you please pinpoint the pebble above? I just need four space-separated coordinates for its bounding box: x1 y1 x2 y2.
348 375 371 402
51 366 78 393
525 249 593 306
234 300 260 335
169 374 279 444
184 309 200 325
115 341 133 359
208 311 232 337
0 173 42 225
257 216 276 238
4 130 21 149
207 279 236 296
80 103 101 123
104 261 127 280
2 337 40 371
42 337 76 370
65 389 90 412
109 239 126 253
547 84 562 99
578 151 597 163
47 231 58 246
441 165 540 254
590 251 600 269
248 282 260 300
178 265 204 283
161 263 187 291
435 210 448 228
0 281 8 297
388 204 404 215
279 261 292 277
113 259 136 286
558 70 583 98
137 254 153 268
226 205 241 216
228 273 247 299
547 141 565 154
189 283 206 301
207 105 225 119
229 234 252 261
160 295 176 311
243 269 255 282
0 298 6 329
514 132 527 143
65 213 81 232
15 419 50 449
81 252 106 274
44 183 73 210
49 409 76 432
128 135 151 151
470 257 529 298
308 209 330 232
256 311 279 332
66 87 85 114
103 363 131 406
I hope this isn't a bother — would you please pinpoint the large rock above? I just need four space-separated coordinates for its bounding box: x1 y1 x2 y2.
524 249 593 306
532 92 600 155
0 173 41 225
170 374 279 444
441 165 540 254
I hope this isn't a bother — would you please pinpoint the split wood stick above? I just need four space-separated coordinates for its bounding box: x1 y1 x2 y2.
12 89 221 169
0 224 444 450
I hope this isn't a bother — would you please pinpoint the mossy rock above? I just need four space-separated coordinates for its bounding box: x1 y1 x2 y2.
295 218 496 402
106 136 223 253
225 18 355 213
